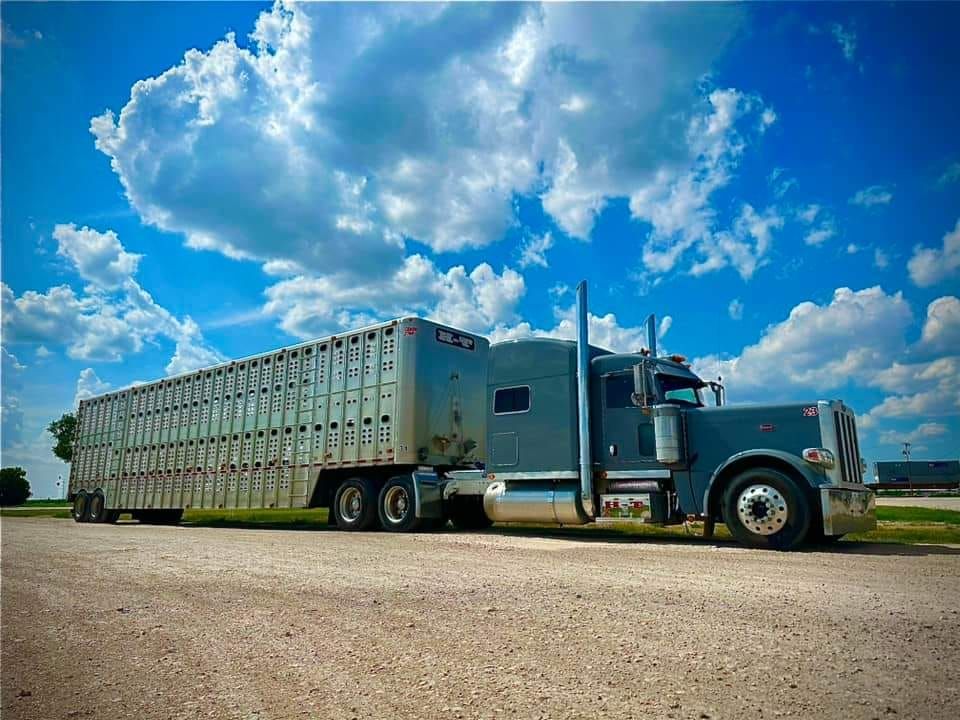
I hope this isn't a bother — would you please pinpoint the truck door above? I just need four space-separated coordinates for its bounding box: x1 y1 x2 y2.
600 371 658 470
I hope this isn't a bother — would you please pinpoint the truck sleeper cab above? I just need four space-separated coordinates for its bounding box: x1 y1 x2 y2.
464 281 875 550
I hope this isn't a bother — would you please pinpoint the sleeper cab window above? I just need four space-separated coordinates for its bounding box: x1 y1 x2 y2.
605 372 643 409
494 385 530 415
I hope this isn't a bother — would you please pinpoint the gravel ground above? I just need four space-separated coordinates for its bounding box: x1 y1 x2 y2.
2 517 959 720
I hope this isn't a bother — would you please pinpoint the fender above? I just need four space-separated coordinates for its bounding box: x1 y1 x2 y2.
702 448 826 516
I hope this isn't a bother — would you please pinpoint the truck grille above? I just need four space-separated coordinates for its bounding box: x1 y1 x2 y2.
833 409 863 484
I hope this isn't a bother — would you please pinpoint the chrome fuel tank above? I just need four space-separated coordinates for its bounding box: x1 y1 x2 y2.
483 481 590 525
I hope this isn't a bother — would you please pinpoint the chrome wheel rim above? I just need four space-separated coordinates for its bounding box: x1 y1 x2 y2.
383 486 409 524
338 487 363 523
736 484 788 536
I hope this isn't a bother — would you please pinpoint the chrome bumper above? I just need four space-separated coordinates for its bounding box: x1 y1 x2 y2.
820 487 876 536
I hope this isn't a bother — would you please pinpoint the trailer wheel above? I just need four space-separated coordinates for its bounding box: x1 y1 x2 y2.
332 477 379 531
377 476 420 533
87 491 108 523
722 467 810 550
71 491 89 523
448 496 493 530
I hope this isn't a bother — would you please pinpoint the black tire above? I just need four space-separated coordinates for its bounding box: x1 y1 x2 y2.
71 491 89 523
377 476 421 533
87 491 108 523
448 495 493 530
722 467 811 550
332 477 379 530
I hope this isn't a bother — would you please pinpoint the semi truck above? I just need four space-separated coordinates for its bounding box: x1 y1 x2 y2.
68 282 876 549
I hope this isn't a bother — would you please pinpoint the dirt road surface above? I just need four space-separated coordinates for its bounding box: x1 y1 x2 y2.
3 517 958 720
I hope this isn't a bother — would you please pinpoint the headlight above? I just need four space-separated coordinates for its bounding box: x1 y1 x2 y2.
802 447 835 469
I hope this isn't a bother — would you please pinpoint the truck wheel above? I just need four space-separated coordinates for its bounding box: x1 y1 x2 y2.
87 491 108 523
448 496 493 530
71 491 89 523
377 476 421 533
722 468 810 550
333 477 379 531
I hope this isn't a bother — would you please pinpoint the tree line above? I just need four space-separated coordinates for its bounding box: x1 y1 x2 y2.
0 412 75 506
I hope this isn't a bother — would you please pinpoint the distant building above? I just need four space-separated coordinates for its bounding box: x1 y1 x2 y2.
870 460 960 490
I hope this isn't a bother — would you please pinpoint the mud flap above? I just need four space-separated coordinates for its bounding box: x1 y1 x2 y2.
412 471 445 520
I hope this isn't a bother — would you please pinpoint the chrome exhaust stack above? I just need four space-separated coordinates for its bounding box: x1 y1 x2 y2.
576 281 595 519
645 313 657 358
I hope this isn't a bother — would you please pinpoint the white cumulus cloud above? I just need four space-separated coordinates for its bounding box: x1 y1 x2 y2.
262 255 526 340
728 298 744 320
630 89 782 280
918 295 960 354
518 232 555 269
850 185 893 207
878 422 948 447
692 286 913 403
907 218 960 288
74 368 111 406
90 1 745 287
3 227 222 374
53 224 142 290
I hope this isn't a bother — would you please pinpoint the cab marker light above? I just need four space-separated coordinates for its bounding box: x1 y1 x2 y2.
802 448 835 469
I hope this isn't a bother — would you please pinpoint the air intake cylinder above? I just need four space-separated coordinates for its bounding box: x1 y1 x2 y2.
653 404 683 464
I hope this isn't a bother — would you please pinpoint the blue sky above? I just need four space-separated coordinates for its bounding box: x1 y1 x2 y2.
2 2 958 498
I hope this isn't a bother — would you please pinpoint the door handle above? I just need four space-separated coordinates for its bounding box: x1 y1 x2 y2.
609 444 618 457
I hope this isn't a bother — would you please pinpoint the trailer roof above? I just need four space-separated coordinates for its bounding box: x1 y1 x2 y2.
76 314 462 406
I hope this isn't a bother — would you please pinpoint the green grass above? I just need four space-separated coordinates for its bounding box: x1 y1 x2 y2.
4 504 960 546
183 507 332 529
0 507 72 518
876 506 960 525
847 523 960 545
0 499 70 508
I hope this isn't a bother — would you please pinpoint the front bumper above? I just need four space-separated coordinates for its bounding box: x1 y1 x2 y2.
820 486 876 536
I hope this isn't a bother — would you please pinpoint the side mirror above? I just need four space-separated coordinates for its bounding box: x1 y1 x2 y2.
631 362 652 411
708 380 725 407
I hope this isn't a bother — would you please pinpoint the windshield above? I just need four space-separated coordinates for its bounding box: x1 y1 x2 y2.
658 374 704 406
